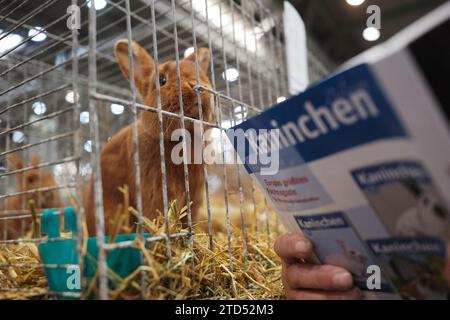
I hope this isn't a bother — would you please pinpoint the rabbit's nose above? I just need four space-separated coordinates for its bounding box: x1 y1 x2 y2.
187 80 202 92
187 80 210 91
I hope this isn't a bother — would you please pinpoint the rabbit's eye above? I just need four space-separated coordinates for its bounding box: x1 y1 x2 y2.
27 176 37 184
159 76 167 86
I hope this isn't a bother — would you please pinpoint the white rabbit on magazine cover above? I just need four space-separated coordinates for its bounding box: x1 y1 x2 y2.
395 182 450 240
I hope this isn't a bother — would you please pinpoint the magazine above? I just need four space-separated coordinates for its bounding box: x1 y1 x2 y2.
227 4 450 299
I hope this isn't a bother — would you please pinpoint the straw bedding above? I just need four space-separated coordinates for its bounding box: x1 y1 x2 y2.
0 242 49 299
0 192 285 300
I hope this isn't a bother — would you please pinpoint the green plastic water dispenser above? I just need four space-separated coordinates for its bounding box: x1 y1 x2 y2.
38 207 150 299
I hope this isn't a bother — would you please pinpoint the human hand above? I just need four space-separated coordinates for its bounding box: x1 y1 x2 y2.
274 233 362 300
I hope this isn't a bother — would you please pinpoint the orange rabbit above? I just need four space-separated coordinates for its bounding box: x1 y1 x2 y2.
84 40 214 235
1 154 64 238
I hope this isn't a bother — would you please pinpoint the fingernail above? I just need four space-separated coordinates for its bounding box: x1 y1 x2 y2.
332 272 353 288
295 239 311 253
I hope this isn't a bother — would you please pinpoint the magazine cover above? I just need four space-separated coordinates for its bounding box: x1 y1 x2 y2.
227 14 450 299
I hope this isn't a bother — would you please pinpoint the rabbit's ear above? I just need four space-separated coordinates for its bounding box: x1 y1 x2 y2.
7 154 24 170
115 39 155 98
184 47 210 72
30 154 41 167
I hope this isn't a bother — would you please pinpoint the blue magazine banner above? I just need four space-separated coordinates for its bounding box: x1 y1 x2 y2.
228 64 408 174
352 161 432 190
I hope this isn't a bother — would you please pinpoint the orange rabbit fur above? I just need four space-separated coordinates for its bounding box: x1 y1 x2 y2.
84 40 214 235
1 154 63 239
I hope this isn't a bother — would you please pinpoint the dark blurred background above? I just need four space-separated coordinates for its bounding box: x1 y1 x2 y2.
255 0 448 66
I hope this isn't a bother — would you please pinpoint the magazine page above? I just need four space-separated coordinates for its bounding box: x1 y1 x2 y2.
227 63 450 299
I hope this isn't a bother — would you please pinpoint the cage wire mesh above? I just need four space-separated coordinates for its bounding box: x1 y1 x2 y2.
0 0 330 299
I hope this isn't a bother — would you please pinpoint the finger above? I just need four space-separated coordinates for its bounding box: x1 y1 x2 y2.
284 263 354 291
274 233 313 262
445 244 450 285
286 288 362 300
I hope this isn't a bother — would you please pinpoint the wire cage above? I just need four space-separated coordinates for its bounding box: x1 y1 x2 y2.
0 0 330 299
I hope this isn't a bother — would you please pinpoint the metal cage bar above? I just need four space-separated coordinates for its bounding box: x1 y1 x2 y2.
0 0 331 299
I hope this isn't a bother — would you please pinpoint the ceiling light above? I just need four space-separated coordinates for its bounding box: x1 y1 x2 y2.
363 27 380 42
346 0 365 6
234 105 247 120
53 164 63 176
65 90 79 103
189 1 256 52
86 0 107 10
0 31 23 54
32 101 47 115
110 103 124 115
222 68 239 82
12 131 25 144
221 120 233 130
28 27 47 42
184 47 195 58
80 111 89 124
84 140 92 153
277 96 287 103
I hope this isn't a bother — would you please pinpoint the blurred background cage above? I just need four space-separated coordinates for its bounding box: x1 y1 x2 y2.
0 0 330 299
